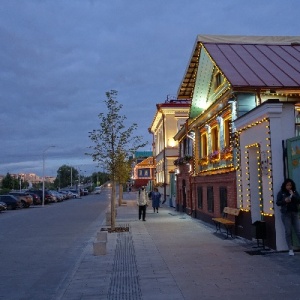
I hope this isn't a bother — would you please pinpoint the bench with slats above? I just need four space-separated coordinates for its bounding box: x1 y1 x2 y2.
212 207 240 238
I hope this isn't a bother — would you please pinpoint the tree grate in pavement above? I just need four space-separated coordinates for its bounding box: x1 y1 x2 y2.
107 232 142 300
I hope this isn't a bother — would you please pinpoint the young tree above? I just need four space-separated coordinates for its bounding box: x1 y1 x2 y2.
115 149 132 206
87 90 147 229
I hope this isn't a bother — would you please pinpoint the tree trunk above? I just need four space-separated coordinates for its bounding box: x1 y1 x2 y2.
111 181 116 230
118 183 123 206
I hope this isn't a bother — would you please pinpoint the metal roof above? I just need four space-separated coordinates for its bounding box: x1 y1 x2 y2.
204 43 300 88
177 35 300 98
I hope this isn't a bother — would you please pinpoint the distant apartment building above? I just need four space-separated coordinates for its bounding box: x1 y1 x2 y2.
0 173 55 185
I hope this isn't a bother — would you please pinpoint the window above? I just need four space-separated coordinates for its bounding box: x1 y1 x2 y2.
224 118 230 147
182 137 192 156
216 72 222 87
207 186 214 213
213 72 223 90
211 126 219 152
219 187 227 213
197 186 203 209
201 133 208 157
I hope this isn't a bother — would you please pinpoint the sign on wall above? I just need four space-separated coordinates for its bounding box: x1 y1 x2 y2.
286 136 300 186
286 136 300 247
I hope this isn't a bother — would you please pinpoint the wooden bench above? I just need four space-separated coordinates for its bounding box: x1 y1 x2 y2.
212 207 240 238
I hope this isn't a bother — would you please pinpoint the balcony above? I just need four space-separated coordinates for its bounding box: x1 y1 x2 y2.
173 155 193 166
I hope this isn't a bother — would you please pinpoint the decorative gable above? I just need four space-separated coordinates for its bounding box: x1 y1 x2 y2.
189 46 231 119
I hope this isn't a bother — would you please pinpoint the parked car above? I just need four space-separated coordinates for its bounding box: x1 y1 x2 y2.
67 190 80 198
56 191 68 200
60 190 71 199
0 201 7 212
27 190 56 204
9 192 33 208
94 186 101 194
24 191 41 205
49 190 64 202
83 189 89 196
0 195 21 210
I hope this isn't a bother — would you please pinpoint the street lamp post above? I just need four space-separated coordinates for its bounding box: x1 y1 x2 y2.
42 146 55 207
78 171 81 197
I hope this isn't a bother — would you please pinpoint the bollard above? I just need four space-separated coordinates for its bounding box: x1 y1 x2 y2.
106 212 111 226
93 240 106 256
96 231 107 242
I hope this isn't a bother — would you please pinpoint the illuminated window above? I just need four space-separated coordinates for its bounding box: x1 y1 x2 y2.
214 72 222 90
224 118 230 147
201 133 208 157
211 126 219 152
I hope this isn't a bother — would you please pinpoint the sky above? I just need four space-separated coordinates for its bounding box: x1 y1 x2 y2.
0 0 299 177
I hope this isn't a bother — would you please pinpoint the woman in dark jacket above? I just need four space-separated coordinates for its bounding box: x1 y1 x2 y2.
276 178 300 255
151 188 161 213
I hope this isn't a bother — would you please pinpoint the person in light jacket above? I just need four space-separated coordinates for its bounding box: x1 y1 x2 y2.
137 186 147 221
276 178 300 256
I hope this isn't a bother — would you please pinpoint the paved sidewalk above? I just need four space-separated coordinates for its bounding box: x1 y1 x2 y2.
59 192 300 300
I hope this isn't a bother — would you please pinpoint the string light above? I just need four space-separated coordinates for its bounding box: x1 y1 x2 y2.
237 118 274 216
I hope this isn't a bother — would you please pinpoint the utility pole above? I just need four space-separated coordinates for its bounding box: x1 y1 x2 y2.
42 145 55 207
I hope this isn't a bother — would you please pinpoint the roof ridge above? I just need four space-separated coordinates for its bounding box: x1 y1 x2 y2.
197 34 300 45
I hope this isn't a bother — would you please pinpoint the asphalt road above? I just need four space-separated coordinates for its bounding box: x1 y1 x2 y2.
0 189 110 300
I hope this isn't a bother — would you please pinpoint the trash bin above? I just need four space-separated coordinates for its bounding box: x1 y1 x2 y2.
252 220 267 240
252 220 267 249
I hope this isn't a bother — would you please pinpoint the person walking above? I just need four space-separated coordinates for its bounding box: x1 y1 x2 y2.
151 188 161 213
276 178 300 256
137 186 147 221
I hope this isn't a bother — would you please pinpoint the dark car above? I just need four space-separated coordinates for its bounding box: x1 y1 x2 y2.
25 191 42 205
0 201 7 212
0 195 21 210
27 190 55 204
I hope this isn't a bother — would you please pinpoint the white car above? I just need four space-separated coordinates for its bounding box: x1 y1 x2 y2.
94 187 101 194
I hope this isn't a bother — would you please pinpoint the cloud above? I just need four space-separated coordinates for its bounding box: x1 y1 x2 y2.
0 0 299 176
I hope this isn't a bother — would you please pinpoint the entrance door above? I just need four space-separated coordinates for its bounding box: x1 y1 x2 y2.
248 145 262 223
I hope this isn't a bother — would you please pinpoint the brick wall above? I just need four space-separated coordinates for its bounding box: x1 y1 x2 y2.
192 171 237 218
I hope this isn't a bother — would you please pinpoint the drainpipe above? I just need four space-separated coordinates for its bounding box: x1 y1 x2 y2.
149 126 156 188
282 140 287 180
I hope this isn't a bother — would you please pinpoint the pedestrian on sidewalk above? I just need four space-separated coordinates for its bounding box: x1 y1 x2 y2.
151 187 161 213
137 186 148 221
276 178 300 256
